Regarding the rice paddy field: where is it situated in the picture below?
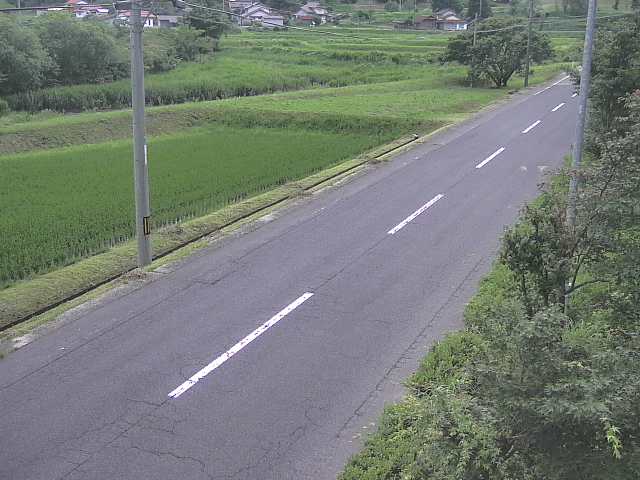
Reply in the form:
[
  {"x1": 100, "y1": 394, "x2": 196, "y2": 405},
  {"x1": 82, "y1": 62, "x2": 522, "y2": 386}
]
[
  {"x1": 0, "y1": 27, "x2": 576, "y2": 288},
  {"x1": 0, "y1": 126, "x2": 384, "y2": 286}
]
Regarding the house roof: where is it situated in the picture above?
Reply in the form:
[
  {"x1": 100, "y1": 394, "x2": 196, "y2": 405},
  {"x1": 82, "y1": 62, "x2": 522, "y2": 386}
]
[
  {"x1": 298, "y1": 2, "x2": 327, "y2": 15},
  {"x1": 65, "y1": 0, "x2": 88, "y2": 5},
  {"x1": 242, "y1": 2, "x2": 269, "y2": 14},
  {"x1": 435, "y1": 8, "x2": 458, "y2": 16}
]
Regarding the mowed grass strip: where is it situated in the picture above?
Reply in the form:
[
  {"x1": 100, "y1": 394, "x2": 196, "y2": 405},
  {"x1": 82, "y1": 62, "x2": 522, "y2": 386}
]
[{"x1": 0, "y1": 126, "x2": 384, "y2": 287}]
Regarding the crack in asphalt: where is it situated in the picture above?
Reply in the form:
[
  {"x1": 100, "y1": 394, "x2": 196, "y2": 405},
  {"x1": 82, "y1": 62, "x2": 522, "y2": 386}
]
[
  {"x1": 126, "y1": 444, "x2": 214, "y2": 480},
  {"x1": 335, "y1": 254, "x2": 487, "y2": 438}
]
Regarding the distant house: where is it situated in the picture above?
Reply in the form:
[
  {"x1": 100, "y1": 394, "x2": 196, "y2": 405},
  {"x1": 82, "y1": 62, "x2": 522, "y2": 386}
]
[
  {"x1": 438, "y1": 17, "x2": 467, "y2": 30},
  {"x1": 237, "y1": 3, "x2": 285, "y2": 28},
  {"x1": 434, "y1": 9, "x2": 467, "y2": 29},
  {"x1": 294, "y1": 2, "x2": 329, "y2": 25},
  {"x1": 116, "y1": 10, "x2": 159, "y2": 27},
  {"x1": 158, "y1": 14, "x2": 180, "y2": 27},
  {"x1": 261, "y1": 14, "x2": 284, "y2": 28},
  {"x1": 395, "y1": 10, "x2": 467, "y2": 30},
  {"x1": 414, "y1": 15, "x2": 437, "y2": 29},
  {"x1": 228, "y1": 0, "x2": 254, "y2": 13},
  {"x1": 74, "y1": 5, "x2": 110, "y2": 18},
  {"x1": 434, "y1": 8, "x2": 458, "y2": 19}
]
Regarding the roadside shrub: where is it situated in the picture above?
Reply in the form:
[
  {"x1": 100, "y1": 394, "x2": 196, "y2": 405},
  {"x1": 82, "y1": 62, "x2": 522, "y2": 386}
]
[{"x1": 407, "y1": 330, "x2": 484, "y2": 396}]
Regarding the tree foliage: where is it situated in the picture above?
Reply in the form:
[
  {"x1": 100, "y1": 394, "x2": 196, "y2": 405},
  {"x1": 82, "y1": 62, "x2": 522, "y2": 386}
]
[
  {"x1": 467, "y1": 0, "x2": 492, "y2": 18},
  {"x1": 443, "y1": 18, "x2": 553, "y2": 87},
  {"x1": 0, "y1": 14, "x2": 216, "y2": 97},
  {"x1": 431, "y1": 0, "x2": 465, "y2": 15},
  {"x1": 35, "y1": 15, "x2": 129, "y2": 85},
  {"x1": 183, "y1": 0, "x2": 230, "y2": 39},
  {"x1": 0, "y1": 16, "x2": 55, "y2": 95},
  {"x1": 589, "y1": 16, "x2": 640, "y2": 135}
]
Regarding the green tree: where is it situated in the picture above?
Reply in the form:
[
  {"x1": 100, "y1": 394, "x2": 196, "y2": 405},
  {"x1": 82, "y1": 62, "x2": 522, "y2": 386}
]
[
  {"x1": 0, "y1": 16, "x2": 54, "y2": 96},
  {"x1": 183, "y1": 0, "x2": 230, "y2": 39},
  {"x1": 443, "y1": 18, "x2": 553, "y2": 87},
  {"x1": 431, "y1": 0, "x2": 465, "y2": 14},
  {"x1": 34, "y1": 15, "x2": 128, "y2": 86},
  {"x1": 143, "y1": 26, "x2": 213, "y2": 72},
  {"x1": 170, "y1": 27, "x2": 213, "y2": 61},
  {"x1": 588, "y1": 16, "x2": 640, "y2": 135},
  {"x1": 467, "y1": 0, "x2": 492, "y2": 18}
]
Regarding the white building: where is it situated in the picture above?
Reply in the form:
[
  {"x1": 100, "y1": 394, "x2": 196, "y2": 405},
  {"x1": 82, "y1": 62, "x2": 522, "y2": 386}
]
[
  {"x1": 117, "y1": 10, "x2": 159, "y2": 28},
  {"x1": 237, "y1": 3, "x2": 285, "y2": 28}
]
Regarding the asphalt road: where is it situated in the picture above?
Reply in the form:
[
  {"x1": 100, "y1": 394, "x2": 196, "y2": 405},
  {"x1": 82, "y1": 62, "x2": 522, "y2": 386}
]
[{"x1": 1, "y1": 78, "x2": 577, "y2": 480}]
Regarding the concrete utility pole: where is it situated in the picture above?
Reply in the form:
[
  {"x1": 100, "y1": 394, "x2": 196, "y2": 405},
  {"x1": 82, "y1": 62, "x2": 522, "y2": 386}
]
[
  {"x1": 130, "y1": 0, "x2": 153, "y2": 266},
  {"x1": 566, "y1": 0, "x2": 597, "y2": 228},
  {"x1": 523, "y1": 0, "x2": 534, "y2": 87}
]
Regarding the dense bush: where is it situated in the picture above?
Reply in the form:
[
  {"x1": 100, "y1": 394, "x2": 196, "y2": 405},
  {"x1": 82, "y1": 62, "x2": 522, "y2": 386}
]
[
  {"x1": 144, "y1": 27, "x2": 215, "y2": 73},
  {"x1": 0, "y1": 14, "x2": 217, "y2": 98},
  {"x1": 0, "y1": 16, "x2": 55, "y2": 95},
  {"x1": 35, "y1": 15, "x2": 129, "y2": 85}
]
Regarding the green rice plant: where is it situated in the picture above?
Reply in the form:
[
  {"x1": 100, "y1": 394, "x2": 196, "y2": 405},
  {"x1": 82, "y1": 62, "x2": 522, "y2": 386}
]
[{"x1": 0, "y1": 126, "x2": 386, "y2": 286}]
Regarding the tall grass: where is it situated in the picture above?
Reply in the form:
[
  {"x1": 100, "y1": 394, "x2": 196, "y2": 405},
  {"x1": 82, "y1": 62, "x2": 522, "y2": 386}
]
[
  {"x1": 5, "y1": 31, "x2": 450, "y2": 113},
  {"x1": 0, "y1": 126, "x2": 385, "y2": 286},
  {"x1": 5, "y1": 53, "x2": 434, "y2": 112}
]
